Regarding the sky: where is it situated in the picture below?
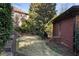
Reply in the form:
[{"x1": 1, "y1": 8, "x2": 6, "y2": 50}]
[
  {"x1": 12, "y1": 3, "x2": 30, "y2": 13},
  {"x1": 12, "y1": 3, "x2": 63, "y2": 14},
  {"x1": 56, "y1": 3, "x2": 79, "y2": 15},
  {"x1": 12, "y1": 3, "x2": 79, "y2": 15}
]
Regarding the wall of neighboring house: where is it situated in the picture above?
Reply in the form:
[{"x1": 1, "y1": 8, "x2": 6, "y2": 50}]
[{"x1": 12, "y1": 7, "x2": 29, "y2": 28}]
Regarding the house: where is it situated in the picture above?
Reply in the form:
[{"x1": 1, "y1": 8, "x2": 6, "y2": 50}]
[
  {"x1": 52, "y1": 5, "x2": 79, "y2": 52},
  {"x1": 12, "y1": 7, "x2": 29, "y2": 28}
]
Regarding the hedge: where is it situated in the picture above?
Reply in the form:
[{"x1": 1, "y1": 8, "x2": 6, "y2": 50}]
[{"x1": 0, "y1": 3, "x2": 13, "y2": 52}]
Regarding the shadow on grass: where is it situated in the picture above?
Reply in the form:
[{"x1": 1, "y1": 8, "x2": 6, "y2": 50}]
[{"x1": 46, "y1": 41, "x2": 75, "y2": 56}]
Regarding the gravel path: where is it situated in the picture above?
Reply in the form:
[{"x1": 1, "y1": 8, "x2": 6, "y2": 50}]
[{"x1": 16, "y1": 35, "x2": 62, "y2": 56}]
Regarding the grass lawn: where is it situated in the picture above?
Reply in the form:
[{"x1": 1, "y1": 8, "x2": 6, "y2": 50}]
[{"x1": 16, "y1": 35, "x2": 61, "y2": 56}]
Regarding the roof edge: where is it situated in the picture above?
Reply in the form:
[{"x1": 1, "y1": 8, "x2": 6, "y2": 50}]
[{"x1": 52, "y1": 5, "x2": 79, "y2": 23}]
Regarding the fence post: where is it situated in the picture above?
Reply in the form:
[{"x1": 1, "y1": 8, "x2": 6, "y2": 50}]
[{"x1": 11, "y1": 32, "x2": 16, "y2": 56}]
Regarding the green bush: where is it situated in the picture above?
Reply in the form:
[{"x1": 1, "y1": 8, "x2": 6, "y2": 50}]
[{"x1": 0, "y1": 4, "x2": 13, "y2": 52}]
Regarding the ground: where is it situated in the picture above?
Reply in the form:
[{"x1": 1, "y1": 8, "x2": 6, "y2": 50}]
[
  {"x1": 16, "y1": 35, "x2": 62, "y2": 56},
  {"x1": 0, "y1": 35, "x2": 75, "y2": 56},
  {"x1": 15, "y1": 35, "x2": 75, "y2": 56}
]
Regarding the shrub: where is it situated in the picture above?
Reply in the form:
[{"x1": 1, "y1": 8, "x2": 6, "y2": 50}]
[{"x1": 0, "y1": 3, "x2": 13, "y2": 52}]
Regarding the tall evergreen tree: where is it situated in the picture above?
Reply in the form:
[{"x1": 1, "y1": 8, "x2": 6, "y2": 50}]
[
  {"x1": 21, "y1": 3, "x2": 56, "y2": 38},
  {"x1": 29, "y1": 3, "x2": 56, "y2": 37},
  {"x1": 28, "y1": 3, "x2": 56, "y2": 37},
  {"x1": 29, "y1": 3, "x2": 56, "y2": 23}
]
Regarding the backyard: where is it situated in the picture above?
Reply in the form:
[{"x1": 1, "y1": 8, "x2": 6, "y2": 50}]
[{"x1": 0, "y1": 3, "x2": 78, "y2": 56}]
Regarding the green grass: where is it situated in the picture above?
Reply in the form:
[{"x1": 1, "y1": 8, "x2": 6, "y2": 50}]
[{"x1": 16, "y1": 35, "x2": 61, "y2": 56}]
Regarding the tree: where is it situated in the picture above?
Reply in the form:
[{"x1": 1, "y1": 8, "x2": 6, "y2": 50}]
[
  {"x1": 0, "y1": 3, "x2": 13, "y2": 52},
  {"x1": 21, "y1": 3, "x2": 56, "y2": 38},
  {"x1": 29, "y1": 3, "x2": 56, "y2": 23}
]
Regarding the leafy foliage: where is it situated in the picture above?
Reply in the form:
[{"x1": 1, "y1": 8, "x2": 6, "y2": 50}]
[
  {"x1": 21, "y1": 3, "x2": 56, "y2": 38},
  {"x1": 0, "y1": 3, "x2": 13, "y2": 52}
]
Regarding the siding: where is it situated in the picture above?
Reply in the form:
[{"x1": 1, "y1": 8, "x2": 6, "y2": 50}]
[
  {"x1": 60, "y1": 18, "x2": 74, "y2": 49},
  {"x1": 53, "y1": 17, "x2": 74, "y2": 49}
]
